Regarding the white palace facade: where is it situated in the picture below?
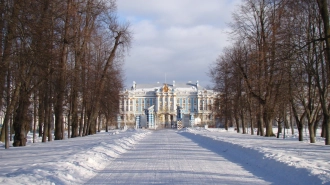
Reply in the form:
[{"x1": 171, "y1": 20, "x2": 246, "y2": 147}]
[{"x1": 118, "y1": 80, "x2": 218, "y2": 129}]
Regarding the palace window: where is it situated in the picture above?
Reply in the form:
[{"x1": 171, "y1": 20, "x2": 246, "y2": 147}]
[
  {"x1": 147, "y1": 99, "x2": 150, "y2": 108},
  {"x1": 183, "y1": 99, "x2": 186, "y2": 110},
  {"x1": 159, "y1": 102, "x2": 163, "y2": 111},
  {"x1": 130, "y1": 100, "x2": 133, "y2": 111},
  {"x1": 205, "y1": 99, "x2": 207, "y2": 111},
  {"x1": 188, "y1": 98, "x2": 191, "y2": 111}
]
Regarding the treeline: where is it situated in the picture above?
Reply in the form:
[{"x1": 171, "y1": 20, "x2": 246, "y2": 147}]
[
  {"x1": 210, "y1": 0, "x2": 330, "y2": 145},
  {"x1": 0, "y1": 0, "x2": 131, "y2": 149}
]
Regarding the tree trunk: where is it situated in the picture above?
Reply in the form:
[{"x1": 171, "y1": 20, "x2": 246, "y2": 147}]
[
  {"x1": 308, "y1": 123, "x2": 316, "y2": 143},
  {"x1": 314, "y1": 121, "x2": 318, "y2": 137},
  {"x1": 317, "y1": 0, "x2": 330, "y2": 145},
  {"x1": 3, "y1": 75, "x2": 19, "y2": 148},
  {"x1": 1, "y1": 0, "x2": 18, "y2": 144},
  {"x1": 0, "y1": 0, "x2": 5, "y2": 113},
  {"x1": 54, "y1": 102, "x2": 64, "y2": 140},
  {"x1": 33, "y1": 94, "x2": 37, "y2": 143},
  {"x1": 79, "y1": 105, "x2": 84, "y2": 136},
  {"x1": 290, "y1": 111, "x2": 294, "y2": 135},
  {"x1": 47, "y1": 101, "x2": 52, "y2": 142},
  {"x1": 250, "y1": 118, "x2": 254, "y2": 135},
  {"x1": 1, "y1": 69, "x2": 12, "y2": 145},
  {"x1": 71, "y1": 90, "x2": 79, "y2": 137},
  {"x1": 38, "y1": 90, "x2": 45, "y2": 137},
  {"x1": 264, "y1": 109, "x2": 274, "y2": 137},
  {"x1": 70, "y1": 41, "x2": 80, "y2": 137},
  {"x1": 277, "y1": 120, "x2": 282, "y2": 138},
  {"x1": 224, "y1": 116, "x2": 228, "y2": 130},
  {"x1": 249, "y1": 108, "x2": 254, "y2": 135},
  {"x1": 42, "y1": 87, "x2": 49, "y2": 143},
  {"x1": 70, "y1": 37, "x2": 80, "y2": 138},
  {"x1": 67, "y1": 111, "x2": 71, "y2": 139},
  {"x1": 4, "y1": 114, "x2": 8, "y2": 148},
  {"x1": 241, "y1": 114, "x2": 246, "y2": 134},
  {"x1": 105, "y1": 116, "x2": 109, "y2": 132},
  {"x1": 324, "y1": 113, "x2": 330, "y2": 144},
  {"x1": 98, "y1": 115, "x2": 101, "y2": 132},
  {"x1": 10, "y1": 115, "x2": 13, "y2": 142},
  {"x1": 54, "y1": 0, "x2": 70, "y2": 141},
  {"x1": 322, "y1": 123, "x2": 325, "y2": 137},
  {"x1": 83, "y1": 108, "x2": 88, "y2": 136},
  {"x1": 13, "y1": 89, "x2": 32, "y2": 147},
  {"x1": 42, "y1": 114, "x2": 48, "y2": 143},
  {"x1": 257, "y1": 106, "x2": 264, "y2": 136},
  {"x1": 234, "y1": 114, "x2": 240, "y2": 133},
  {"x1": 298, "y1": 121, "x2": 303, "y2": 141}
]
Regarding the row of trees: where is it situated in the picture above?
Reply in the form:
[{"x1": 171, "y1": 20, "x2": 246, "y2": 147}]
[
  {"x1": 210, "y1": 0, "x2": 330, "y2": 145},
  {"x1": 0, "y1": 0, "x2": 131, "y2": 149}
]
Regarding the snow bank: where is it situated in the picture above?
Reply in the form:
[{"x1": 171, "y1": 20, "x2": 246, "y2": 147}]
[
  {"x1": 0, "y1": 129, "x2": 151, "y2": 185},
  {"x1": 183, "y1": 127, "x2": 330, "y2": 184}
]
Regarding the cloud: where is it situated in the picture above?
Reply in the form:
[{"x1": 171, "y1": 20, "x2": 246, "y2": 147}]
[
  {"x1": 117, "y1": 0, "x2": 242, "y2": 88},
  {"x1": 118, "y1": 0, "x2": 240, "y2": 27}
]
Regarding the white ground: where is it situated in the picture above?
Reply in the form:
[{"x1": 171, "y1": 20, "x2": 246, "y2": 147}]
[{"x1": 0, "y1": 127, "x2": 329, "y2": 185}]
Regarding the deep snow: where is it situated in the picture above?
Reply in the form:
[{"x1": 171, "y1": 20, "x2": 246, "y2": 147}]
[{"x1": 0, "y1": 127, "x2": 329, "y2": 184}]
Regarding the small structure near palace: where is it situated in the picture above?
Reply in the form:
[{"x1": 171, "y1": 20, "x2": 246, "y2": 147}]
[{"x1": 118, "y1": 80, "x2": 218, "y2": 129}]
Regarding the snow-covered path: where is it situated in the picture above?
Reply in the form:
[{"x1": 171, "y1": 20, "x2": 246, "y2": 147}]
[
  {"x1": 0, "y1": 128, "x2": 327, "y2": 184},
  {"x1": 86, "y1": 129, "x2": 319, "y2": 185}
]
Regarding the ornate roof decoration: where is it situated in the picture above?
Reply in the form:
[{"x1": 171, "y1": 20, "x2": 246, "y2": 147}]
[{"x1": 163, "y1": 84, "x2": 169, "y2": 92}]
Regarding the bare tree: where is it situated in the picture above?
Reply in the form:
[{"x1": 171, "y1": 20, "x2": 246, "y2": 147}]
[
  {"x1": 316, "y1": 0, "x2": 330, "y2": 145},
  {"x1": 1, "y1": 0, "x2": 130, "y2": 148}
]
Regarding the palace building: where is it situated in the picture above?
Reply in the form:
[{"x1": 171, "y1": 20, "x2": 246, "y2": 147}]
[{"x1": 118, "y1": 81, "x2": 218, "y2": 129}]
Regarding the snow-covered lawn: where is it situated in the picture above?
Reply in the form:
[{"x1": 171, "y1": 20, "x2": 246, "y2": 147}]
[{"x1": 0, "y1": 127, "x2": 329, "y2": 184}]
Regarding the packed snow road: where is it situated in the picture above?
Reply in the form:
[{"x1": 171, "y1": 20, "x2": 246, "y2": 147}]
[{"x1": 86, "y1": 129, "x2": 320, "y2": 185}]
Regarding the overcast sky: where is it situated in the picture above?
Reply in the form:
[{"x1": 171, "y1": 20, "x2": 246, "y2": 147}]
[{"x1": 116, "y1": 0, "x2": 242, "y2": 89}]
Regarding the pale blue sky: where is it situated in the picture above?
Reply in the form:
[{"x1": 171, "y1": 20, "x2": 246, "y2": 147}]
[{"x1": 116, "y1": 0, "x2": 242, "y2": 89}]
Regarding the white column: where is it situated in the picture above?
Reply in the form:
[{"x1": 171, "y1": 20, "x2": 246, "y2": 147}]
[
  {"x1": 163, "y1": 94, "x2": 165, "y2": 111},
  {"x1": 167, "y1": 95, "x2": 170, "y2": 112},
  {"x1": 201, "y1": 98, "x2": 204, "y2": 111},
  {"x1": 206, "y1": 98, "x2": 208, "y2": 111},
  {"x1": 123, "y1": 97, "x2": 127, "y2": 112},
  {"x1": 173, "y1": 95, "x2": 176, "y2": 111},
  {"x1": 128, "y1": 98, "x2": 130, "y2": 112},
  {"x1": 197, "y1": 96, "x2": 199, "y2": 112},
  {"x1": 156, "y1": 95, "x2": 159, "y2": 112},
  {"x1": 119, "y1": 98, "x2": 121, "y2": 112},
  {"x1": 124, "y1": 97, "x2": 127, "y2": 126}
]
